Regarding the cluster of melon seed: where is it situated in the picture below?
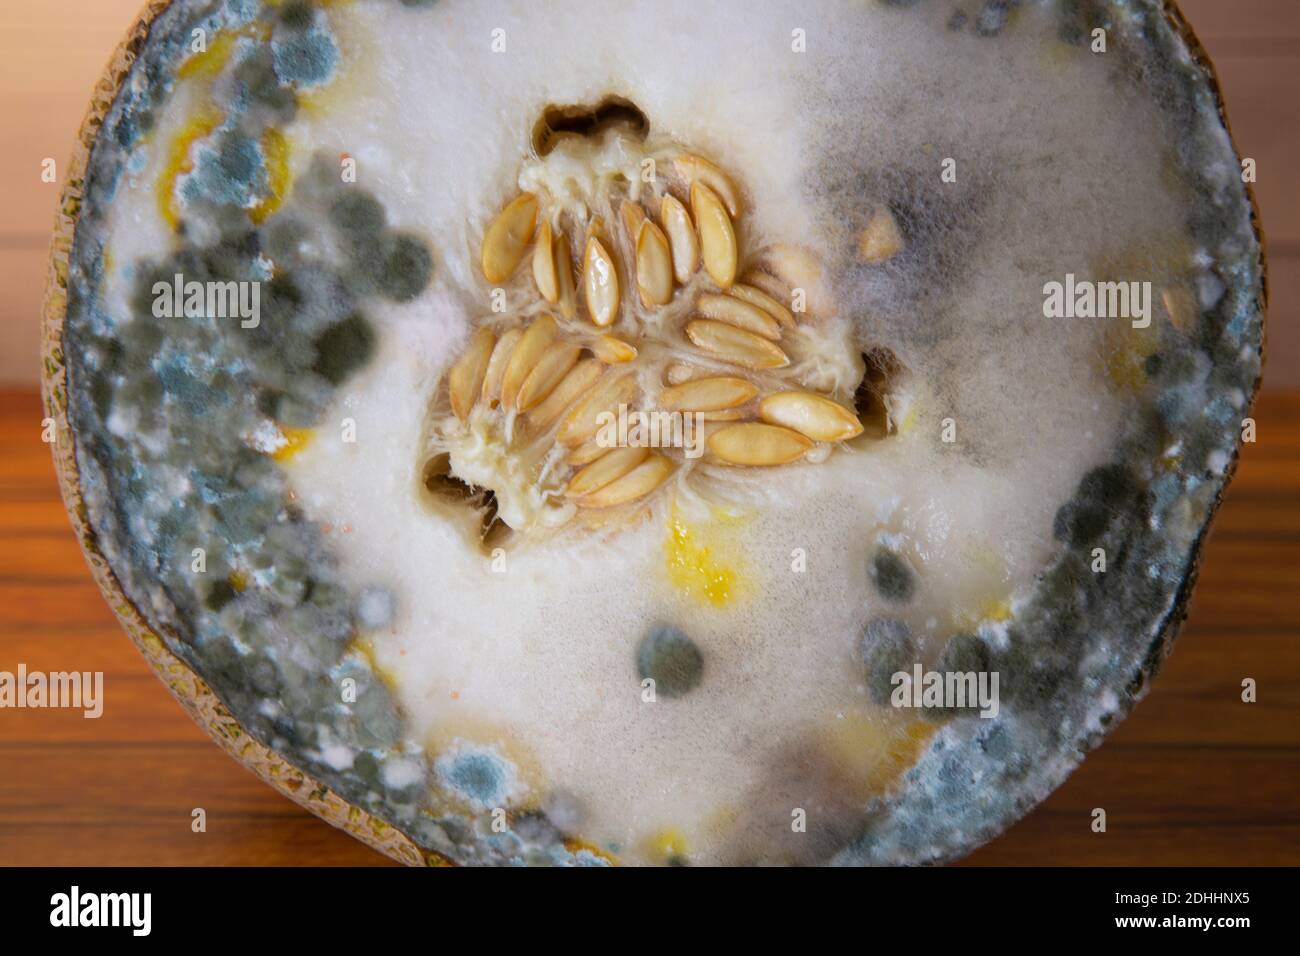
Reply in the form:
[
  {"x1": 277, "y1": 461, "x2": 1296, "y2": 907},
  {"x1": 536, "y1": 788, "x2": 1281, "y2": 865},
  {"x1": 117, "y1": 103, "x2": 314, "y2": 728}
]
[{"x1": 444, "y1": 150, "x2": 866, "y2": 514}]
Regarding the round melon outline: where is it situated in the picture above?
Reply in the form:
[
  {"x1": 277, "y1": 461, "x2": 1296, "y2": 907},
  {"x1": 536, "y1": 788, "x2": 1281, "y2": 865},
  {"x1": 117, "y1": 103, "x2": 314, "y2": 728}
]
[{"x1": 39, "y1": 0, "x2": 1266, "y2": 866}]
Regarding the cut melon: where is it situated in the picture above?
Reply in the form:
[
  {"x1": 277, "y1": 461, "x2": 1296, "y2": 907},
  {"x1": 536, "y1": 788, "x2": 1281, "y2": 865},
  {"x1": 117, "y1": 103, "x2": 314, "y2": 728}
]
[{"x1": 44, "y1": 0, "x2": 1263, "y2": 866}]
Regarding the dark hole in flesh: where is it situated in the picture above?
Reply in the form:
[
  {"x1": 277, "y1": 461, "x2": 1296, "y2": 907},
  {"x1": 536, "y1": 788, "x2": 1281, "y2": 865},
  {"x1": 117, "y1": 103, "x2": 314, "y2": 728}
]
[
  {"x1": 532, "y1": 96, "x2": 649, "y2": 158},
  {"x1": 854, "y1": 347, "x2": 905, "y2": 439},
  {"x1": 421, "y1": 453, "x2": 509, "y2": 552}
]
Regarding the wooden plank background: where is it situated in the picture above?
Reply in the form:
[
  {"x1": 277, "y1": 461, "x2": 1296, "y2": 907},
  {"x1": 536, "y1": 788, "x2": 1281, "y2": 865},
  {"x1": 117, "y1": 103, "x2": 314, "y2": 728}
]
[{"x1": 0, "y1": 1, "x2": 1297, "y2": 866}]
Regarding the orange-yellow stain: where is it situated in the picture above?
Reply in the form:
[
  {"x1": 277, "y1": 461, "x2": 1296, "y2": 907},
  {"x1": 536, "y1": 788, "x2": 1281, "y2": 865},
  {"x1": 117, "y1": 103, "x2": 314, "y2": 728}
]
[
  {"x1": 271, "y1": 425, "x2": 313, "y2": 461},
  {"x1": 251, "y1": 127, "x2": 291, "y2": 224},
  {"x1": 349, "y1": 636, "x2": 399, "y2": 690},
  {"x1": 644, "y1": 827, "x2": 690, "y2": 862},
  {"x1": 563, "y1": 837, "x2": 618, "y2": 865},
  {"x1": 822, "y1": 712, "x2": 935, "y2": 796},
  {"x1": 1090, "y1": 239, "x2": 1192, "y2": 392},
  {"x1": 228, "y1": 569, "x2": 249, "y2": 593},
  {"x1": 157, "y1": 109, "x2": 223, "y2": 230},
  {"x1": 163, "y1": 21, "x2": 290, "y2": 230},
  {"x1": 665, "y1": 506, "x2": 742, "y2": 607},
  {"x1": 953, "y1": 595, "x2": 1013, "y2": 632},
  {"x1": 1103, "y1": 324, "x2": 1159, "y2": 392},
  {"x1": 177, "y1": 31, "x2": 237, "y2": 81},
  {"x1": 897, "y1": 401, "x2": 919, "y2": 435}
]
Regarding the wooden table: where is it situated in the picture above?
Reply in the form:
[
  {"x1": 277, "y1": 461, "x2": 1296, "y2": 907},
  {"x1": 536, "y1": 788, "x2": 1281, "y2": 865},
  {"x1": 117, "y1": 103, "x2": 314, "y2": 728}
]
[{"x1": 0, "y1": 387, "x2": 1295, "y2": 866}]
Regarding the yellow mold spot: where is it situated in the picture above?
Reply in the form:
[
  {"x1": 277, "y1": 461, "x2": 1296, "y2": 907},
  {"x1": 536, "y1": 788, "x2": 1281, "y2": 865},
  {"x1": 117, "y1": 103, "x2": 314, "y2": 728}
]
[
  {"x1": 821, "y1": 711, "x2": 934, "y2": 796},
  {"x1": 348, "y1": 636, "x2": 399, "y2": 690},
  {"x1": 665, "y1": 505, "x2": 743, "y2": 607},
  {"x1": 272, "y1": 425, "x2": 313, "y2": 461},
  {"x1": 1103, "y1": 323, "x2": 1159, "y2": 392},
  {"x1": 177, "y1": 31, "x2": 237, "y2": 81},
  {"x1": 953, "y1": 594, "x2": 1013, "y2": 632},
  {"x1": 897, "y1": 401, "x2": 919, "y2": 435},
  {"x1": 980, "y1": 597, "x2": 1013, "y2": 623},
  {"x1": 251, "y1": 127, "x2": 291, "y2": 224},
  {"x1": 157, "y1": 109, "x2": 223, "y2": 230},
  {"x1": 644, "y1": 827, "x2": 690, "y2": 863}
]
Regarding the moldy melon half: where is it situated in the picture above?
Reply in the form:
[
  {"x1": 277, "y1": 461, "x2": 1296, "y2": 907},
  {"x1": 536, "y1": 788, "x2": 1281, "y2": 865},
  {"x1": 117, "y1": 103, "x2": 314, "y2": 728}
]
[{"x1": 43, "y1": 0, "x2": 1264, "y2": 866}]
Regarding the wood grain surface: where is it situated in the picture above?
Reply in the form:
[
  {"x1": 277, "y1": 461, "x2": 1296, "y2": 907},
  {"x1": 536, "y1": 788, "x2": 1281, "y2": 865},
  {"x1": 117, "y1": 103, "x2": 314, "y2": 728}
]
[{"x1": 0, "y1": 386, "x2": 1295, "y2": 866}]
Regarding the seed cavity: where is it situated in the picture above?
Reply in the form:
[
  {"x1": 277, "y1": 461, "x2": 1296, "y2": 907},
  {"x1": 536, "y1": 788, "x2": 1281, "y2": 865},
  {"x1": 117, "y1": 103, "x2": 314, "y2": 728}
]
[{"x1": 428, "y1": 125, "x2": 901, "y2": 550}]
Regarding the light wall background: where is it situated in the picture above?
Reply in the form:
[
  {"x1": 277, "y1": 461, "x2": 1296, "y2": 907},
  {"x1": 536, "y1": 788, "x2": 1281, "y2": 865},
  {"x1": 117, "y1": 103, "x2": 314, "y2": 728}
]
[{"x1": 0, "y1": 0, "x2": 1294, "y2": 386}]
